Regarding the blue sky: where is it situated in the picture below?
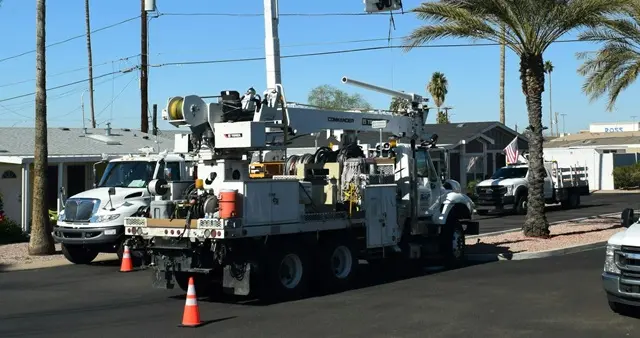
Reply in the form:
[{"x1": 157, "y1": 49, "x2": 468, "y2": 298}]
[{"x1": 0, "y1": 0, "x2": 638, "y2": 134}]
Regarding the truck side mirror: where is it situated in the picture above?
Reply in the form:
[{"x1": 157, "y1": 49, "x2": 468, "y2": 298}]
[
  {"x1": 621, "y1": 208, "x2": 635, "y2": 228},
  {"x1": 108, "y1": 187, "x2": 116, "y2": 196}
]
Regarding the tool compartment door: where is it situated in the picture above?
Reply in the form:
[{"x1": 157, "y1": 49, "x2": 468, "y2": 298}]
[{"x1": 364, "y1": 184, "x2": 398, "y2": 249}]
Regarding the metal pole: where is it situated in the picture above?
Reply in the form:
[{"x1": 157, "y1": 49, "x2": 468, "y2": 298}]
[
  {"x1": 264, "y1": 0, "x2": 281, "y2": 90},
  {"x1": 140, "y1": 0, "x2": 149, "y2": 133},
  {"x1": 561, "y1": 113, "x2": 567, "y2": 135},
  {"x1": 81, "y1": 90, "x2": 87, "y2": 131}
]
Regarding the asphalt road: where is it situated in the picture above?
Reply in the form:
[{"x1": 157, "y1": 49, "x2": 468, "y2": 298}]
[
  {"x1": 1, "y1": 248, "x2": 639, "y2": 338},
  {"x1": 477, "y1": 193, "x2": 634, "y2": 234}
]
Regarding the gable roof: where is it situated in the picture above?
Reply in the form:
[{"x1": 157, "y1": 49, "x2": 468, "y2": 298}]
[{"x1": 0, "y1": 127, "x2": 178, "y2": 161}]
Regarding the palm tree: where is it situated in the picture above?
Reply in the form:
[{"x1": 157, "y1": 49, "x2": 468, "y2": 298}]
[
  {"x1": 403, "y1": 0, "x2": 631, "y2": 238},
  {"x1": 427, "y1": 72, "x2": 449, "y2": 123},
  {"x1": 389, "y1": 96, "x2": 410, "y2": 114},
  {"x1": 577, "y1": 3, "x2": 640, "y2": 112},
  {"x1": 499, "y1": 24, "x2": 506, "y2": 125},
  {"x1": 29, "y1": 0, "x2": 55, "y2": 255},
  {"x1": 544, "y1": 61, "x2": 554, "y2": 136},
  {"x1": 85, "y1": 0, "x2": 96, "y2": 128}
]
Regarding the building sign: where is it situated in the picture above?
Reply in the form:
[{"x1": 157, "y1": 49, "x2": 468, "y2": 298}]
[{"x1": 604, "y1": 127, "x2": 624, "y2": 132}]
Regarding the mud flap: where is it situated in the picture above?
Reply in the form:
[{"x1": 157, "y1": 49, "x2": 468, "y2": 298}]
[
  {"x1": 152, "y1": 268, "x2": 176, "y2": 290},
  {"x1": 222, "y1": 263, "x2": 251, "y2": 296}
]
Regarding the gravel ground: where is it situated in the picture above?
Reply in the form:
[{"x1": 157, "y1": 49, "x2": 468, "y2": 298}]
[
  {"x1": 466, "y1": 214, "x2": 623, "y2": 255},
  {"x1": 0, "y1": 243, "x2": 114, "y2": 266}
]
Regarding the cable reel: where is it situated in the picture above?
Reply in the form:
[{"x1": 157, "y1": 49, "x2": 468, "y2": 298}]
[{"x1": 167, "y1": 96, "x2": 185, "y2": 121}]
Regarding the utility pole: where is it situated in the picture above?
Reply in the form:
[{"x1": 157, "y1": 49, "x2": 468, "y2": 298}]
[
  {"x1": 85, "y1": 0, "x2": 96, "y2": 128},
  {"x1": 560, "y1": 113, "x2": 567, "y2": 135},
  {"x1": 140, "y1": 0, "x2": 149, "y2": 133},
  {"x1": 554, "y1": 112, "x2": 559, "y2": 137}
]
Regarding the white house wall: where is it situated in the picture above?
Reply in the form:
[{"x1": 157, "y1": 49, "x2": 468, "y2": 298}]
[{"x1": 0, "y1": 164, "x2": 22, "y2": 225}]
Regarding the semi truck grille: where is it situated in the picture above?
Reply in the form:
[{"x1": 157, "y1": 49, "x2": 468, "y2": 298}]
[{"x1": 64, "y1": 199, "x2": 99, "y2": 222}]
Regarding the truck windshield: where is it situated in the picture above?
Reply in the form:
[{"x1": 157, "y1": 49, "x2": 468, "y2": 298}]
[
  {"x1": 491, "y1": 167, "x2": 528, "y2": 179},
  {"x1": 98, "y1": 161, "x2": 157, "y2": 188}
]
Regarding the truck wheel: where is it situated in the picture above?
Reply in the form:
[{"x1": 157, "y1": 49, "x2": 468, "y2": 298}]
[
  {"x1": 61, "y1": 244, "x2": 99, "y2": 264},
  {"x1": 440, "y1": 220, "x2": 466, "y2": 269},
  {"x1": 515, "y1": 195, "x2": 527, "y2": 215},
  {"x1": 262, "y1": 243, "x2": 310, "y2": 302},
  {"x1": 317, "y1": 236, "x2": 357, "y2": 292}
]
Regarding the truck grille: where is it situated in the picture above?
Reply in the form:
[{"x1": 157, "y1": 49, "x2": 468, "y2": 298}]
[
  {"x1": 476, "y1": 186, "x2": 506, "y2": 198},
  {"x1": 617, "y1": 246, "x2": 640, "y2": 294},
  {"x1": 64, "y1": 199, "x2": 99, "y2": 222}
]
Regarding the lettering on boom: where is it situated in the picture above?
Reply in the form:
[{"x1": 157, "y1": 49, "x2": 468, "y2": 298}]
[
  {"x1": 327, "y1": 117, "x2": 355, "y2": 123},
  {"x1": 362, "y1": 118, "x2": 389, "y2": 126}
]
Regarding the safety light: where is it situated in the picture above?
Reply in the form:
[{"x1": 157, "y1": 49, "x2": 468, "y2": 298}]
[
  {"x1": 388, "y1": 138, "x2": 397, "y2": 148},
  {"x1": 195, "y1": 178, "x2": 204, "y2": 189}
]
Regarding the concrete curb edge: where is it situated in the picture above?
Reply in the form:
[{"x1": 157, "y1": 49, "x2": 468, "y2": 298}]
[
  {"x1": 465, "y1": 241, "x2": 607, "y2": 263},
  {"x1": 1, "y1": 254, "x2": 118, "y2": 272}
]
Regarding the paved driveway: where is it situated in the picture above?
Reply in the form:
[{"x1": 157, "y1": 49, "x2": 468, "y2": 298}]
[
  {"x1": 477, "y1": 193, "x2": 632, "y2": 234},
  {"x1": 0, "y1": 248, "x2": 638, "y2": 337}
]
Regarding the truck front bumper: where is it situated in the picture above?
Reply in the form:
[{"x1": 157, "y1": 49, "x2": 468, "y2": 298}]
[
  {"x1": 475, "y1": 195, "x2": 515, "y2": 212},
  {"x1": 52, "y1": 224, "x2": 124, "y2": 245},
  {"x1": 602, "y1": 272, "x2": 640, "y2": 307}
]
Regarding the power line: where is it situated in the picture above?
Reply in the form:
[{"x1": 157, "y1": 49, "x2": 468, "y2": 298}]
[
  {"x1": 158, "y1": 12, "x2": 398, "y2": 17},
  {"x1": 0, "y1": 54, "x2": 140, "y2": 89},
  {"x1": 0, "y1": 15, "x2": 140, "y2": 64},
  {"x1": 151, "y1": 38, "x2": 587, "y2": 68},
  {"x1": 0, "y1": 68, "x2": 136, "y2": 103}
]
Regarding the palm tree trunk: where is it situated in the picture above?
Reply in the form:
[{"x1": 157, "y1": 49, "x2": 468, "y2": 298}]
[
  {"x1": 29, "y1": 0, "x2": 55, "y2": 255},
  {"x1": 499, "y1": 24, "x2": 505, "y2": 124},
  {"x1": 548, "y1": 72, "x2": 553, "y2": 137},
  {"x1": 519, "y1": 54, "x2": 550, "y2": 238},
  {"x1": 85, "y1": 0, "x2": 96, "y2": 128}
]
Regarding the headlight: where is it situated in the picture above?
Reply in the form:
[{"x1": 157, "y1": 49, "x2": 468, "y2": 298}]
[
  {"x1": 505, "y1": 185, "x2": 514, "y2": 195},
  {"x1": 91, "y1": 214, "x2": 121, "y2": 223},
  {"x1": 604, "y1": 244, "x2": 621, "y2": 274},
  {"x1": 57, "y1": 210, "x2": 66, "y2": 221}
]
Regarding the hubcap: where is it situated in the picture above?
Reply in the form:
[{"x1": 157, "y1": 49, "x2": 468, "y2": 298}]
[
  {"x1": 451, "y1": 229, "x2": 464, "y2": 259},
  {"x1": 278, "y1": 253, "x2": 303, "y2": 289},
  {"x1": 331, "y1": 246, "x2": 353, "y2": 279}
]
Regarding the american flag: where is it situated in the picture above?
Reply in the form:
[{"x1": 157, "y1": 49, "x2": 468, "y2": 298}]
[{"x1": 504, "y1": 136, "x2": 519, "y2": 164}]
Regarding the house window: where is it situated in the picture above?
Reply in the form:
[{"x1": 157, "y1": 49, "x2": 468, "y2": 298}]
[
  {"x1": 1, "y1": 170, "x2": 17, "y2": 179},
  {"x1": 464, "y1": 155, "x2": 485, "y2": 184}
]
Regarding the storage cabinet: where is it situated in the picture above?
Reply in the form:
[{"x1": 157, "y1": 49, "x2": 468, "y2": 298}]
[{"x1": 243, "y1": 180, "x2": 300, "y2": 226}]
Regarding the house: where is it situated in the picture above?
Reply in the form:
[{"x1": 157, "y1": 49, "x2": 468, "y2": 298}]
[
  {"x1": 0, "y1": 126, "x2": 179, "y2": 232},
  {"x1": 282, "y1": 121, "x2": 528, "y2": 188}
]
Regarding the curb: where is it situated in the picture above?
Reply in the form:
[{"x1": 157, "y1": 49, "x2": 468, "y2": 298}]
[
  {"x1": 467, "y1": 211, "x2": 623, "y2": 240},
  {"x1": 592, "y1": 190, "x2": 640, "y2": 194},
  {"x1": 1, "y1": 254, "x2": 118, "y2": 272},
  {"x1": 465, "y1": 241, "x2": 607, "y2": 262}
]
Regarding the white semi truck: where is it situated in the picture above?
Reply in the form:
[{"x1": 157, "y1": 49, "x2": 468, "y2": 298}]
[
  {"x1": 123, "y1": 77, "x2": 480, "y2": 301},
  {"x1": 52, "y1": 150, "x2": 196, "y2": 264},
  {"x1": 474, "y1": 160, "x2": 590, "y2": 215}
]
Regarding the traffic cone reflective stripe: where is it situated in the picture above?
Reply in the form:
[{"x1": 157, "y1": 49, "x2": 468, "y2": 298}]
[
  {"x1": 181, "y1": 277, "x2": 202, "y2": 327},
  {"x1": 119, "y1": 245, "x2": 133, "y2": 272}
]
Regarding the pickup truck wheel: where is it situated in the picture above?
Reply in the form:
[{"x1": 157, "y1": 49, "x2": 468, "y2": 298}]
[
  {"x1": 440, "y1": 220, "x2": 466, "y2": 269},
  {"x1": 262, "y1": 244, "x2": 310, "y2": 302},
  {"x1": 317, "y1": 236, "x2": 357, "y2": 292},
  {"x1": 515, "y1": 195, "x2": 527, "y2": 215},
  {"x1": 61, "y1": 244, "x2": 99, "y2": 264}
]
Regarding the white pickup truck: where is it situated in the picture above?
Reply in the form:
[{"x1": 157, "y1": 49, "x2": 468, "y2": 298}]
[
  {"x1": 602, "y1": 208, "x2": 640, "y2": 315},
  {"x1": 474, "y1": 160, "x2": 590, "y2": 215},
  {"x1": 52, "y1": 151, "x2": 195, "y2": 264}
]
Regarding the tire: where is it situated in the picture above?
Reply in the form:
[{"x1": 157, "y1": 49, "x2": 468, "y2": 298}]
[
  {"x1": 515, "y1": 195, "x2": 527, "y2": 215},
  {"x1": 317, "y1": 236, "x2": 357, "y2": 292},
  {"x1": 174, "y1": 272, "x2": 215, "y2": 298},
  {"x1": 262, "y1": 243, "x2": 311, "y2": 302},
  {"x1": 61, "y1": 244, "x2": 99, "y2": 264},
  {"x1": 116, "y1": 239, "x2": 148, "y2": 267},
  {"x1": 440, "y1": 220, "x2": 466, "y2": 269}
]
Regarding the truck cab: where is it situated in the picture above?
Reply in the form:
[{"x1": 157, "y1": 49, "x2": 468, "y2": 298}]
[
  {"x1": 603, "y1": 209, "x2": 640, "y2": 315},
  {"x1": 53, "y1": 152, "x2": 195, "y2": 264}
]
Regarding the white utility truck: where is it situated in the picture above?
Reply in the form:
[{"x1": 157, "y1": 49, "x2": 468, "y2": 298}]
[
  {"x1": 474, "y1": 159, "x2": 590, "y2": 215},
  {"x1": 52, "y1": 150, "x2": 195, "y2": 264},
  {"x1": 123, "y1": 77, "x2": 479, "y2": 301},
  {"x1": 602, "y1": 208, "x2": 640, "y2": 315}
]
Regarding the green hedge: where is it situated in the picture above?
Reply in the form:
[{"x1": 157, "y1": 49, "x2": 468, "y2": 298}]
[
  {"x1": 613, "y1": 163, "x2": 640, "y2": 189},
  {"x1": 0, "y1": 218, "x2": 27, "y2": 245}
]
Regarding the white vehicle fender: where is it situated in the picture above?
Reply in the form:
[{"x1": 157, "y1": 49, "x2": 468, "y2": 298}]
[{"x1": 440, "y1": 192, "x2": 475, "y2": 224}]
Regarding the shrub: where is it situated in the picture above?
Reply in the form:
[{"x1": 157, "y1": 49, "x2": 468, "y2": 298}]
[
  {"x1": 613, "y1": 163, "x2": 640, "y2": 189},
  {"x1": 0, "y1": 217, "x2": 27, "y2": 245}
]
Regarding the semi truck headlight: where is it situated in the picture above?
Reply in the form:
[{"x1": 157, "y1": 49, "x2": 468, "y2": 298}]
[
  {"x1": 604, "y1": 244, "x2": 621, "y2": 274},
  {"x1": 91, "y1": 214, "x2": 120, "y2": 223}
]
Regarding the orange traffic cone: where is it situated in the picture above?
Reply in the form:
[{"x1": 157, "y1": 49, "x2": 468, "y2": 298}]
[
  {"x1": 180, "y1": 277, "x2": 202, "y2": 327},
  {"x1": 119, "y1": 245, "x2": 133, "y2": 272}
]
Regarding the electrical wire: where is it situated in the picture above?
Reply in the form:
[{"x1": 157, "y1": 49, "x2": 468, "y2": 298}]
[
  {"x1": 0, "y1": 16, "x2": 140, "y2": 64},
  {"x1": 158, "y1": 12, "x2": 398, "y2": 17}
]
